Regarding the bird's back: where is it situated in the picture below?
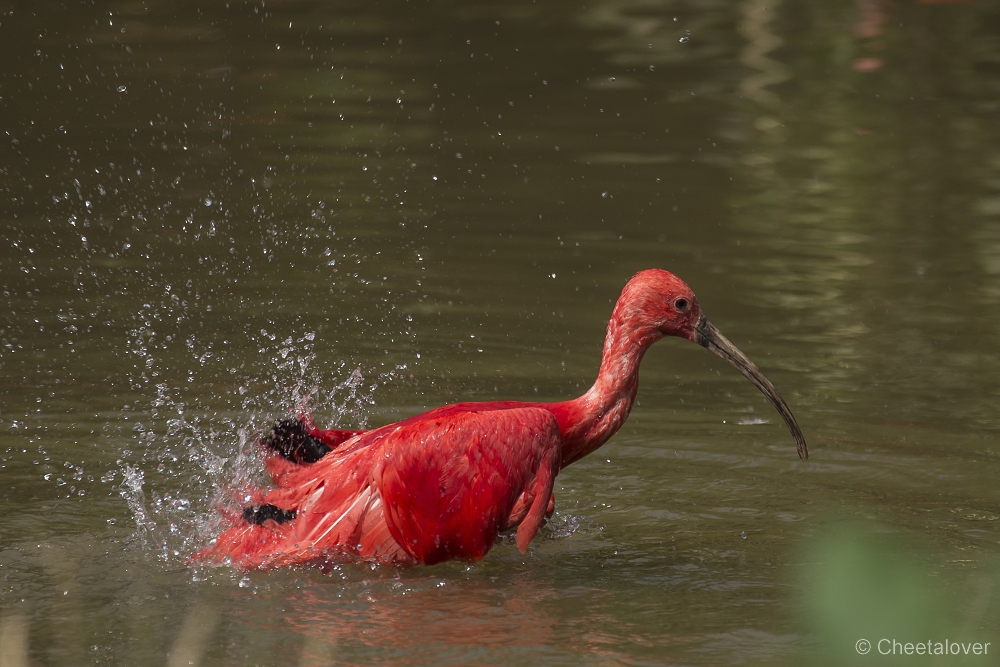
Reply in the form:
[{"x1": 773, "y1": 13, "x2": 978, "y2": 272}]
[{"x1": 194, "y1": 403, "x2": 562, "y2": 568}]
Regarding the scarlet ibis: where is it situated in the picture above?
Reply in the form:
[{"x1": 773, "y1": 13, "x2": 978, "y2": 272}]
[{"x1": 194, "y1": 269, "x2": 807, "y2": 569}]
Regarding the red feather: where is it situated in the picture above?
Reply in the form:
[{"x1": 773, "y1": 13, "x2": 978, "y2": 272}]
[
  {"x1": 195, "y1": 405, "x2": 560, "y2": 568},
  {"x1": 192, "y1": 269, "x2": 807, "y2": 569}
]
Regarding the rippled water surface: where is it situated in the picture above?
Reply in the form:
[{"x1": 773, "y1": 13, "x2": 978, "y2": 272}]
[{"x1": 2, "y1": 1, "x2": 1000, "y2": 665}]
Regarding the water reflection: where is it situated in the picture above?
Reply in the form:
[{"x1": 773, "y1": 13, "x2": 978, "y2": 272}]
[
  {"x1": 284, "y1": 572, "x2": 561, "y2": 653},
  {"x1": 0, "y1": 615, "x2": 30, "y2": 667},
  {"x1": 728, "y1": 0, "x2": 1000, "y2": 433},
  {"x1": 739, "y1": 0, "x2": 791, "y2": 110},
  {"x1": 166, "y1": 603, "x2": 218, "y2": 667}
]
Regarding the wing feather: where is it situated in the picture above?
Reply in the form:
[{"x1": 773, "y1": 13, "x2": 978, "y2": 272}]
[
  {"x1": 194, "y1": 406, "x2": 561, "y2": 569},
  {"x1": 377, "y1": 407, "x2": 561, "y2": 564}
]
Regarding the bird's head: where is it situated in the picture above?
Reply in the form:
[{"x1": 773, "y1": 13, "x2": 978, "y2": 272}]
[
  {"x1": 615, "y1": 269, "x2": 706, "y2": 342},
  {"x1": 618, "y1": 269, "x2": 808, "y2": 460}
]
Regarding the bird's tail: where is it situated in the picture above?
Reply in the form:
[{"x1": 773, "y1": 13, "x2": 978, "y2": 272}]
[{"x1": 190, "y1": 432, "x2": 411, "y2": 569}]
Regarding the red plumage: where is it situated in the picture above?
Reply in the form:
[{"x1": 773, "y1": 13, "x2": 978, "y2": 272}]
[
  {"x1": 193, "y1": 269, "x2": 807, "y2": 569},
  {"x1": 196, "y1": 405, "x2": 560, "y2": 568}
]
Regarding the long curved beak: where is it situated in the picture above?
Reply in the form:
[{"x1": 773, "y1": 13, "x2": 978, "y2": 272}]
[{"x1": 694, "y1": 316, "x2": 808, "y2": 460}]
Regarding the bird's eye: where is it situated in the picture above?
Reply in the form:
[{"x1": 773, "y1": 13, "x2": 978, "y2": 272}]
[{"x1": 674, "y1": 298, "x2": 689, "y2": 311}]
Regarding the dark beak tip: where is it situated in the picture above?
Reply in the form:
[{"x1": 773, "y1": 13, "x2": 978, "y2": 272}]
[{"x1": 792, "y1": 430, "x2": 809, "y2": 460}]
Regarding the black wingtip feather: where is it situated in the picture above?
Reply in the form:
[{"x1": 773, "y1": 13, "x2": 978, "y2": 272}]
[
  {"x1": 262, "y1": 418, "x2": 331, "y2": 464},
  {"x1": 243, "y1": 504, "x2": 297, "y2": 525}
]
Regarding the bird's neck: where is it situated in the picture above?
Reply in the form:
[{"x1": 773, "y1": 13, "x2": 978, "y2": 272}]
[{"x1": 550, "y1": 315, "x2": 660, "y2": 467}]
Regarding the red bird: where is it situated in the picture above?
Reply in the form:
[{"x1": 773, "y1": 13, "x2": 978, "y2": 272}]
[{"x1": 194, "y1": 269, "x2": 807, "y2": 569}]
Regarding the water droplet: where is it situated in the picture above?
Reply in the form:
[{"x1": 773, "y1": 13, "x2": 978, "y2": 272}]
[
  {"x1": 117, "y1": 85, "x2": 127, "y2": 93},
  {"x1": 203, "y1": 198, "x2": 213, "y2": 206},
  {"x1": 679, "y1": 36, "x2": 689, "y2": 44}
]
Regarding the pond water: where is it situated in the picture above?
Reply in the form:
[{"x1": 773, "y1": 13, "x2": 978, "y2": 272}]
[{"x1": 1, "y1": 0, "x2": 999, "y2": 665}]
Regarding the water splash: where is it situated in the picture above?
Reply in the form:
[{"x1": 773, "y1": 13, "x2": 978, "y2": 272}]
[
  {"x1": 737, "y1": 417, "x2": 771, "y2": 425},
  {"x1": 544, "y1": 512, "x2": 589, "y2": 540},
  {"x1": 495, "y1": 512, "x2": 597, "y2": 547},
  {"x1": 119, "y1": 464, "x2": 154, "y2": 548},
  {"x1": 119, "y1": 324, "x2": 406, "y2": 565}
]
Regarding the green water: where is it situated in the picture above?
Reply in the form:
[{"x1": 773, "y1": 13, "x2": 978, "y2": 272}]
[{"x1": 1, "y1": 0, "x2": 999, "y2": 664}]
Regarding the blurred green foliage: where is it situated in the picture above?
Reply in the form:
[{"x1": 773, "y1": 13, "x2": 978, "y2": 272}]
[{"x1": 801, "y1": 520, "x2": 998, "y2": 666}]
